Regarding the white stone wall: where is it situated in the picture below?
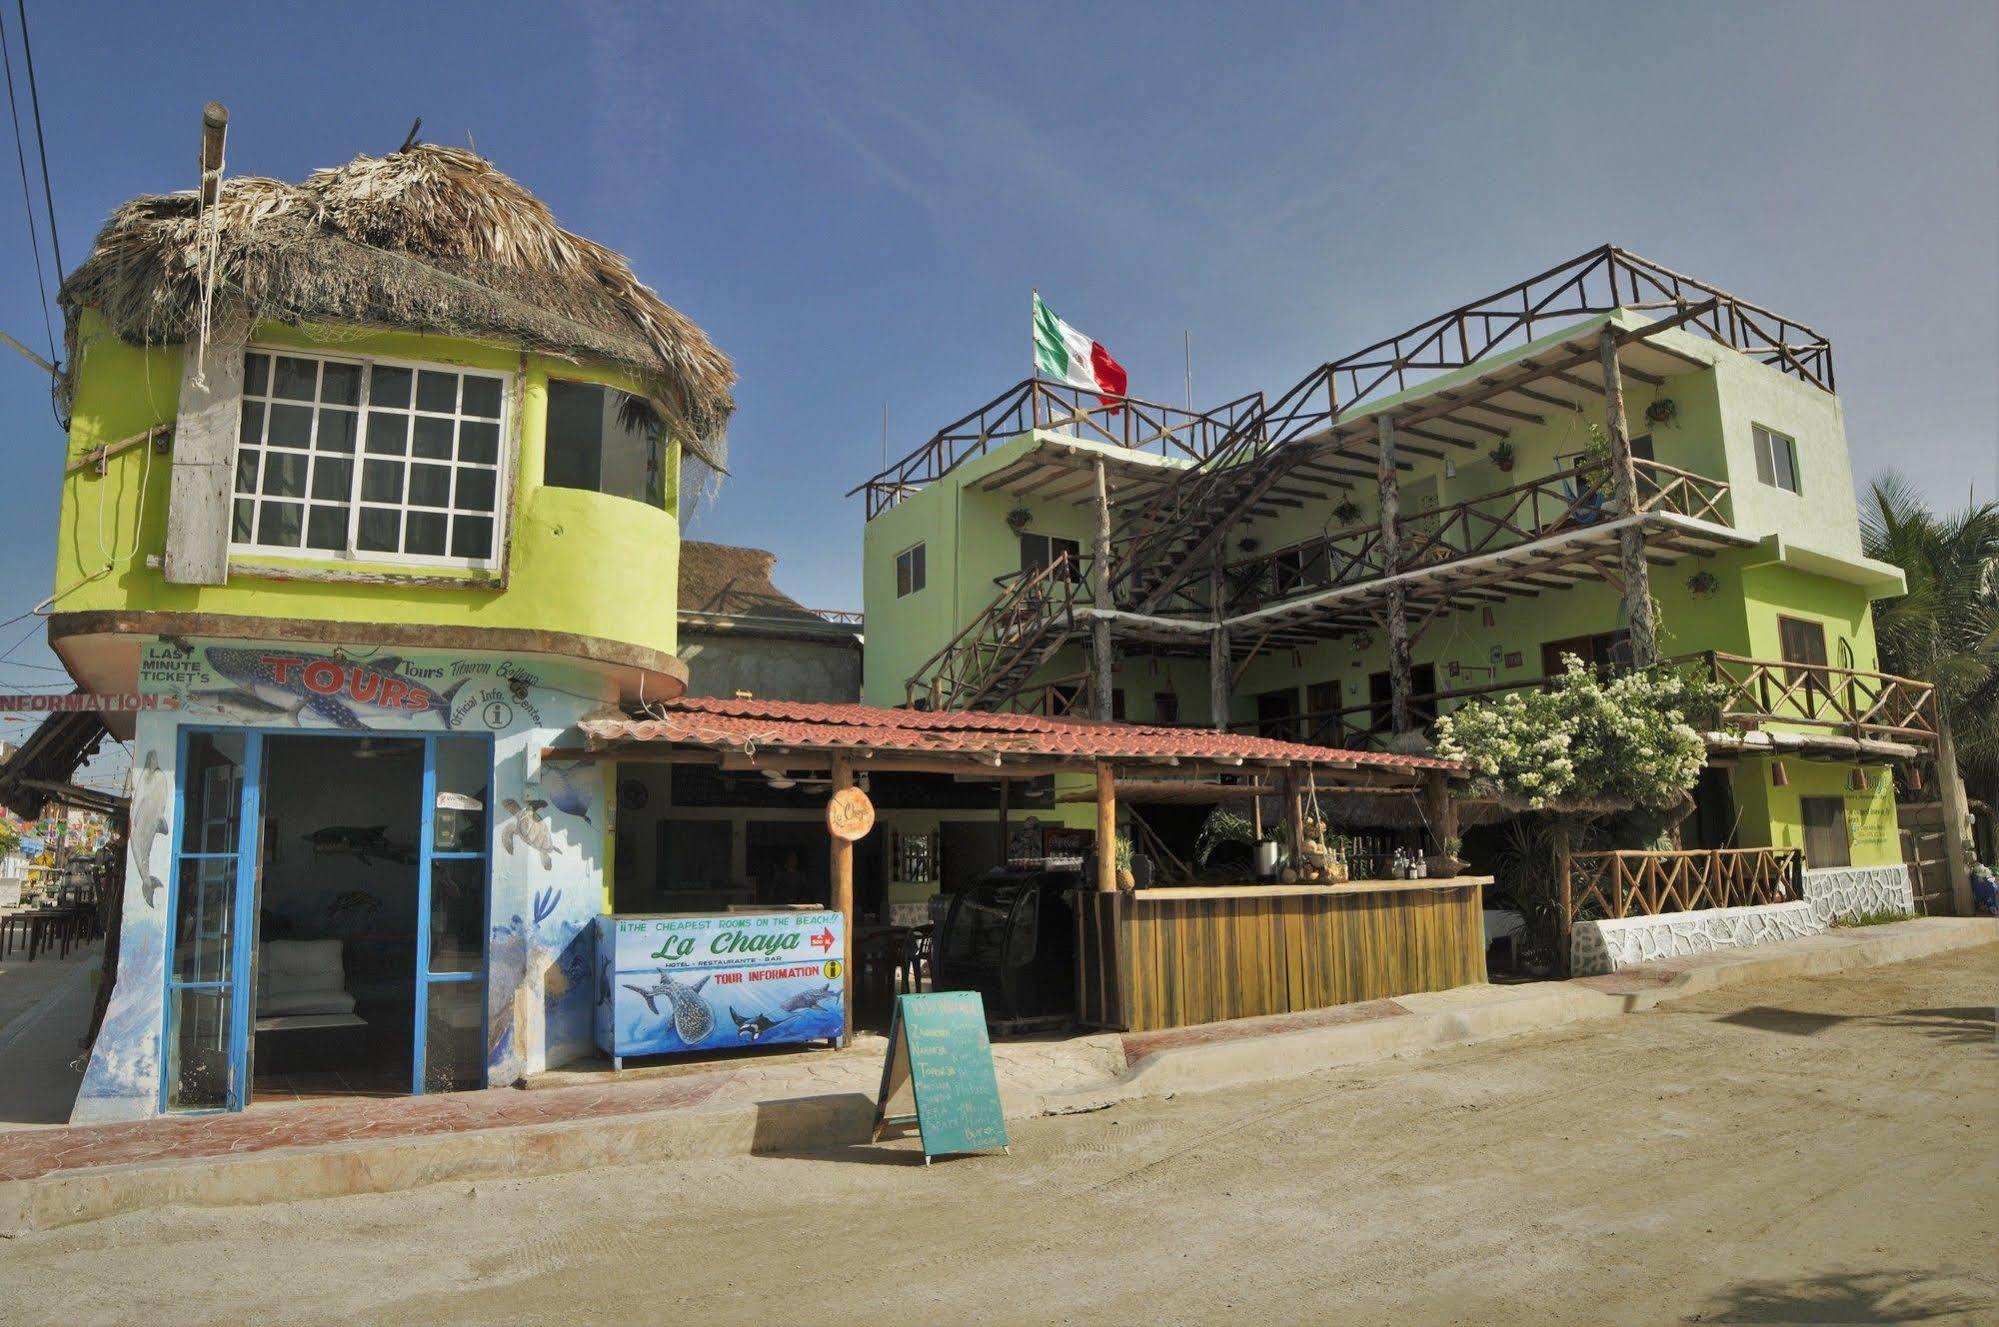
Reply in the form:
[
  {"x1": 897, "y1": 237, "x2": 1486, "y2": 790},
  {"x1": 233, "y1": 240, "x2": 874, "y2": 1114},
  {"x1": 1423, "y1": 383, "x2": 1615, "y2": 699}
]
[
  {"x1": 1569, "y1": 864, "x2": 1913, "y2": 975},
  {"x1": 1801, "y1": 864, "x2": 1914, "y2": 925}
]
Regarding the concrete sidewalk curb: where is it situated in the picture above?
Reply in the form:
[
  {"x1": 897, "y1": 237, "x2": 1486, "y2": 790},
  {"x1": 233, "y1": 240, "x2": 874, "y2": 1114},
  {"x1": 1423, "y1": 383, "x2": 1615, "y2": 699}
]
[{"x1": 4, "y1": 918, "x2": 1993, "y2": 1235}]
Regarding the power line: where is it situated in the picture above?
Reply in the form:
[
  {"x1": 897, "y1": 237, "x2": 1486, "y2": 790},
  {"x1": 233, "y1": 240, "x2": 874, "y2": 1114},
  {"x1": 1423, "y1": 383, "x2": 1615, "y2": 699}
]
[
  {"x1": 14, "y1": 0, "x2": 59, "y2": 283},
  {"x1": 0, "y1": 5, "x2": 55, "y2": 367}
]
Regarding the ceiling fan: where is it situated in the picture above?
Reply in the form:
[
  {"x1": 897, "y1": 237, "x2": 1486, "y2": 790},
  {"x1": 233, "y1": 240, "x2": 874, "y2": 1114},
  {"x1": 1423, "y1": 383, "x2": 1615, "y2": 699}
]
[{"x1": 762, "y1": 769, "x2": 831, "y2": 792}]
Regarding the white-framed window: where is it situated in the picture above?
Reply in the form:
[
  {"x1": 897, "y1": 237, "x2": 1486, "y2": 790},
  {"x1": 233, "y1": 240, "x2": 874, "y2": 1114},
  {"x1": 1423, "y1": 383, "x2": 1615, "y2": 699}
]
[
  {"x1": 1752, "y1": 424, "x2": 1799, "y2": 495},
  {"x1": 895, "y1": 543, "x2": 926, "y2": 598},
  {"x1": 233, "y1": 348, "x2": 509, "y2": 569}
]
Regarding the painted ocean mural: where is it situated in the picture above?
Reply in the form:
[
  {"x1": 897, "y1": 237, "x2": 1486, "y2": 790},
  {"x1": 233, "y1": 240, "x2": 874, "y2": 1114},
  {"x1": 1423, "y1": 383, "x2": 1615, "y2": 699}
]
[{"x1": 72, "y1": 642, "x2": 612, "y2": 1120}]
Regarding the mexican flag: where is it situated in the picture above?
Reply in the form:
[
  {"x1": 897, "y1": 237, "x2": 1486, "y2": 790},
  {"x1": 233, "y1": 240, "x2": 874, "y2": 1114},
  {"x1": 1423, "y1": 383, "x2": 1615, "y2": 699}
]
[{"x1": 1033, "y1": 293, "x2": 1128, "y2": 405}]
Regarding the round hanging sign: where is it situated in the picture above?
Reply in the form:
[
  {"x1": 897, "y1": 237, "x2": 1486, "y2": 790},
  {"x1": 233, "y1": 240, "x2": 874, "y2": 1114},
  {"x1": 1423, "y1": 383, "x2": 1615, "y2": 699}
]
[{"x1": 826, "y1": 786, "x2": 876, "y2": 841}]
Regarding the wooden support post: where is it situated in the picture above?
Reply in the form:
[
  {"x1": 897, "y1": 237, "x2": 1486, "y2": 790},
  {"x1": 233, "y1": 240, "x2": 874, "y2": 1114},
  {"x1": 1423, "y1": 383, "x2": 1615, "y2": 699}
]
[
  {"x1": 1091, "y1": 459, "x2": 1115, "y2": 721},
  {"x1": 1284, "y1": 769, "x2": 1306, "y2": 867},
  {"x1": 1598, "y1": 326, "x2": 1657, "y2": 667},
  {"x1": 1554, "y1": 821, "x2": 1574, "y2": 976},
  {"x1": 1094, "y1": 762, "x2": 1118, "y2": 893},
  {"x1": 996, "y1": 775, "x2": 1011, "y2": 865},
  {"x1": 1422, "y1": 769, "x2": 1458, "y2": 862},
  {"x1": 1377, "y1": 413, "x2": 1412, "y2": 734},
  {"x1": 1208, "y1": 542, "x2": 1230, "y2": 731},
  {"x1": 830, "y1": 756, "x2": 856, "y2": 1036}
]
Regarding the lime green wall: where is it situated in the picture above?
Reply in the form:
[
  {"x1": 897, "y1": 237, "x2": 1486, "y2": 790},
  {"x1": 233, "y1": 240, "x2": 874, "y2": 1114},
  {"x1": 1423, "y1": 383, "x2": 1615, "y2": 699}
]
[
  {"x1": 1731, "y1": 756, "x2": 1901, "y2": 868},
  {"x1": 56, "y1": 315, "x2": 683, "y2": 656},
  {"x1": 1739, "y1": 563, "x2": 1878, "y2": 668},
  {"x1": 861, "y1": 430, "x2": 1187, "y2": 707}
]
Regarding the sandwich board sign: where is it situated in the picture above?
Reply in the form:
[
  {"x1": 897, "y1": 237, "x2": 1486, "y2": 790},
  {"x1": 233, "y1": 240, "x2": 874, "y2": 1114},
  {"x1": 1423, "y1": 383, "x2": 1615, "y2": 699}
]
[{"x1": 870, "y1": 990, "x2": 1009, "y2": 1163}]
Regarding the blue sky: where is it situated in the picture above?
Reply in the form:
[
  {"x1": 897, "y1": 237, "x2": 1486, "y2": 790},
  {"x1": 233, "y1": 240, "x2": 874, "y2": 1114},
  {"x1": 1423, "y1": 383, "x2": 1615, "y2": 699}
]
[{"x1": 2, "y1": 1, "x2": 1996, "y2": 783}]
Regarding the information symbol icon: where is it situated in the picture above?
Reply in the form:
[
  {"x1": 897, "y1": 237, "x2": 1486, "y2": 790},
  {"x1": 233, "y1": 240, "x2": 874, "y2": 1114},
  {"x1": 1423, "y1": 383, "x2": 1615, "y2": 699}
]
[{"x1": 481, "y1": 700, "x2": 514, "y2": 730}]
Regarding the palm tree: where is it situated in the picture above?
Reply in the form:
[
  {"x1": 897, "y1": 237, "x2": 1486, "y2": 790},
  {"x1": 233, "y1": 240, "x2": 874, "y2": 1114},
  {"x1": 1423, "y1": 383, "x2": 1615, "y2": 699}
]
[{"x1": 1861, "y1": 475, "x2": 1999, "y2": 911}]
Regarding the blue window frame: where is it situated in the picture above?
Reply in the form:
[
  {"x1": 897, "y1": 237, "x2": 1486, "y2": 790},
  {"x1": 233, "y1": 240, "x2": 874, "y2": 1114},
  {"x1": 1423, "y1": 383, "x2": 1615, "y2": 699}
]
[{"x1": 159, "y1": 729, "x2": 494, "y2": 1112}]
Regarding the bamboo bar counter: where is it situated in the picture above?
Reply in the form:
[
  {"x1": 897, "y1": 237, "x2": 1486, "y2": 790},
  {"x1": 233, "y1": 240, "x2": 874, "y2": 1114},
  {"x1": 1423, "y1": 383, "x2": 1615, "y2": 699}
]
[{"x1": 1075, "y1": 877, "x2": 1489, "y2": 1033}]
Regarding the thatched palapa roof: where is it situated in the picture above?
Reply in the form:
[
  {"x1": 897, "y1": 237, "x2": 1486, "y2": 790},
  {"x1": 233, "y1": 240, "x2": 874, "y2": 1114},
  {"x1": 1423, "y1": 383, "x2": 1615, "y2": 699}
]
[
  {"x1": 59, "y1": 143, "x2": 734, "y2": 472},
  {"x1": 679, "y1": 541, "x2": 829, "y2": 625}
]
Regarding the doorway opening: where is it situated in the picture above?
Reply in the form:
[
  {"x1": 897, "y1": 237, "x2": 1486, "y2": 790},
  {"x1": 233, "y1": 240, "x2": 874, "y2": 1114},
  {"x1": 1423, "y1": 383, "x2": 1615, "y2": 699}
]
[
  {"x1": 253, "y1": 736, "x2": 423, "y2": 1101},
  {"x1": 160, "y1": 729, "x2": 493, "y2": 1113}
]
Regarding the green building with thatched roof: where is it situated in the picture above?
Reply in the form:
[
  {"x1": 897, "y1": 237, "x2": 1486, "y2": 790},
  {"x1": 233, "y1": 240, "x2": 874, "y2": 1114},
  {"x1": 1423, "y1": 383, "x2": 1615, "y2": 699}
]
[{"x1": 57, "y1": 136, "x2": 734, "y2": 1121}]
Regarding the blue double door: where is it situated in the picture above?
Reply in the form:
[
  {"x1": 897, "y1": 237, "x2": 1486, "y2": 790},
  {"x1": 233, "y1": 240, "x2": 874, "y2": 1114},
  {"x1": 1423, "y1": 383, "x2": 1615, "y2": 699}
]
[{"x1": 160, "y1": 729, "x2": 492, "y2": 1112}]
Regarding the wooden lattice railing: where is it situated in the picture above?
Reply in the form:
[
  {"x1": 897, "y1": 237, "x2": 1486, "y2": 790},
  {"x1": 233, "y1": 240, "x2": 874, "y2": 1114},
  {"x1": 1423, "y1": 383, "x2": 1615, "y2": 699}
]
[
  {"x1": 1219, "y1": 456, "x2": 1730, "y2": 611},
  {"x1": 852, "y1": 379, "x2": 1264, "y2": 519},
  {"x1": 1563, "y1": 847, "x2": 1804, "y2": 926},
  {"x1": 1677, "y1": 652, "x2": 1937, "y2": 743},
  {"x1": 1310, "y1": 653, "x2": 1935, "y2": 754},
  {"x1": 1107, "y1": 244, "x2": 1832, "y2": 614}
]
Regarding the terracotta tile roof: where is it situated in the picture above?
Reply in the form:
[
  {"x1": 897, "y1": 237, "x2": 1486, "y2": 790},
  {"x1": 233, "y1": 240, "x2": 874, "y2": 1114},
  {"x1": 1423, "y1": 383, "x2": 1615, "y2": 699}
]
[{"x1": 580, "y1": 696, "x2": 1462, "y2": 773}]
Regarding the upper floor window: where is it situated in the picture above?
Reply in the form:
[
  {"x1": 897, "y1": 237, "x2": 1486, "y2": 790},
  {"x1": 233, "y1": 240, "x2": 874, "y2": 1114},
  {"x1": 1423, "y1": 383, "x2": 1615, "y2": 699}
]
[
  {"x1": 896, "y1": 543, "x2": 927, "y2": 598},
  {"x1": 545, "y1": 380, "x2": 667, "y2": 509},
  {"x1": 1020, "y1": 532, "x2": 1081, "y2": 581},
  {"x1": 234, "y1": 350, "x2": 507, "y2": 568},
  {"x1": 1752, "y1": 424, "x2": 1799, "y2": 494}
]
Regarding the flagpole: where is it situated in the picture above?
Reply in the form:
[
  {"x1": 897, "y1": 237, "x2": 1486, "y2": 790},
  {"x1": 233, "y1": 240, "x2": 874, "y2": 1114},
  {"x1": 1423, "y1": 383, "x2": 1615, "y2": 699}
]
[
  {"x1": 1030, "y1": 287, "x2": 1040, "y2": 427},
  {"x1": 1184, "y1": 329, "x2": 1192, "y2": 412}
]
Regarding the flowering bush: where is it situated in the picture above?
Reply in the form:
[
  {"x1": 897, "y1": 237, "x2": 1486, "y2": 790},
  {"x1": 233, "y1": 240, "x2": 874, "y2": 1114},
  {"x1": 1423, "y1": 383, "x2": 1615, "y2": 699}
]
[{"x1": 1434, "y1": 657, "x2": 1721, "y2": 811}]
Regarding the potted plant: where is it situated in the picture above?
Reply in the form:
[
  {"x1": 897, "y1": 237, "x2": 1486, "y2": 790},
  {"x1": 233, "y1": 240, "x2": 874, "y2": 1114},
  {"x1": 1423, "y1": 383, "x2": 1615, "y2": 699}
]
[
  {"x1": 1685, "y1": 568, "x2": 1720, "y2": 599},
  {"x1": 1236, "y1": 536, "x2": 1261, "y2": 554},
  {"x1": 1427, "y1": 834, "x2": 1467, "y2": 878},
  {"x1": 1490, "y1": 440, "x2": 1515, "y2": 473},
  {"x1": 1645, "y1": 397, "x2": 1678, "y2": 428},
  {"x1": 1005, "y1": 506, "x2": 1033, "y2": 534},
  {"x1": 1333, "y1": 498, "x2": 1363, "y2": 526}
]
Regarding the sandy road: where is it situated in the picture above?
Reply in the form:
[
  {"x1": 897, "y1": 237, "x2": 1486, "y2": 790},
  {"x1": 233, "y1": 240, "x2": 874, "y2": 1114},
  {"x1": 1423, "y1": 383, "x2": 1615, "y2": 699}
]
[{"x1": 3, "y1": 947, "x2": 1994, "y2": 1326}]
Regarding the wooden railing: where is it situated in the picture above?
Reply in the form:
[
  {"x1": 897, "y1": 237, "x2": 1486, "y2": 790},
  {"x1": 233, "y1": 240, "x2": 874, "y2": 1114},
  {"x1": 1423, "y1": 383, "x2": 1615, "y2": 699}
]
[
  {"x1": 1300, "y1": 654, "x2": 1936, "y2": 753},
  {"x1": 1108, "y1": 243, "x2": 1834, "y2": 615},
  {"x1": 903, "y1": 552, "x2": 1090, "y2": 710},
  {"x1": 1218, "y1": 456, "x2": 1730, "y2": 613},
  {"x1": 1681, "y1": 651, "x2": 1936, "y2": 743},
  {"x1": 852, "y1": 379, "x2": 1264, "y2": 519},
  {"x1": 1562, "y1": 847, "x2": 1803, "y2": 928}
]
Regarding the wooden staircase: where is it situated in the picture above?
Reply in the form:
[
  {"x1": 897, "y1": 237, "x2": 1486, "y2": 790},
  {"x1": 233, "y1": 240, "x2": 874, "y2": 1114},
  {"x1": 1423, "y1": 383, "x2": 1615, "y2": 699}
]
[
  {"x1": 904, "y1": 553, "x2": 1090, "y2": 711},
  {"x1": 1113, "y1": 368, "x2": 1328, "y2": 615}
]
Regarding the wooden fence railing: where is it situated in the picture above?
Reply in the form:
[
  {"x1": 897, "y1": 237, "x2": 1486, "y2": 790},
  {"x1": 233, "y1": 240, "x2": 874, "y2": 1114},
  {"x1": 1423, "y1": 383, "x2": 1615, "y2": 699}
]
[
  {"x1": 1217, "y1": 456, "x2": 1730, "y2": 612},
  {"x1": 852, "y1": 379, "x2": 1264, "y2": 518},
  {"x1": 1682, "y1": 652, "x2": 1937, "y2": 742},
  {"x1": 1561, "y1": 847, "x2": 1803, "y2": 930},
  {"x1": 1304, "y1": 655, "x2": 1935, "y2": 753}
]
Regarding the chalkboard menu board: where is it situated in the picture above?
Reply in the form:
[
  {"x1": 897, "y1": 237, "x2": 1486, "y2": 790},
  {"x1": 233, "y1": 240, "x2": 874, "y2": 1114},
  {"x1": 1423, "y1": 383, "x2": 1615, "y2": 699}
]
[{"x1": 871, "y1": 991, "x2": 1010, "y2": 1163}]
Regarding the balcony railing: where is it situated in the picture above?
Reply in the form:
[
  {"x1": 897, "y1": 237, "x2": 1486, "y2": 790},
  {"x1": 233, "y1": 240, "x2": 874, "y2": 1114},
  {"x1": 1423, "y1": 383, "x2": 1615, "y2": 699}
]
[
  {"x1": 852, "y1": 378, "x2": 1266, "y2": 519},
  {"x1": 1686, "y1": 651, "x2": 1936, "y2": 743},
  {"x1": 1266, "y1": 653, "x2": 1935, "y2": 753},
  {"x1": 1218, "y1": 456, "x2": 1730, "y2": 613}
]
